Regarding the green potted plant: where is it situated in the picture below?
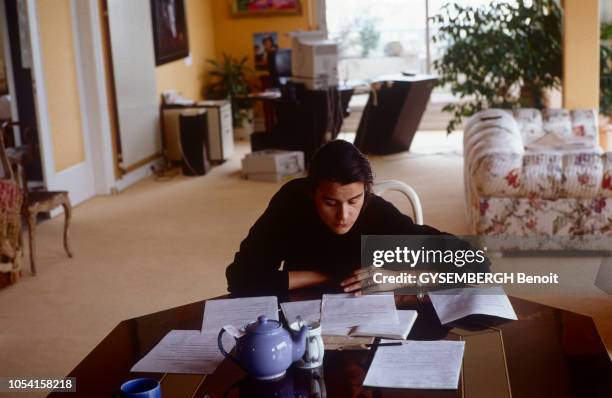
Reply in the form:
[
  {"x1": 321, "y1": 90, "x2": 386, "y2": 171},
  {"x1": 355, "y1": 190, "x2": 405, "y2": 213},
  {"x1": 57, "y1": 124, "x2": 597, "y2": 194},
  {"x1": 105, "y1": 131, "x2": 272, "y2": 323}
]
[
  {"x1": 206, "y1": 54, "x2": 257, "y2": 139},
  {"x1": 431, "y1": 0, "x2": 562, "y2": 133}
]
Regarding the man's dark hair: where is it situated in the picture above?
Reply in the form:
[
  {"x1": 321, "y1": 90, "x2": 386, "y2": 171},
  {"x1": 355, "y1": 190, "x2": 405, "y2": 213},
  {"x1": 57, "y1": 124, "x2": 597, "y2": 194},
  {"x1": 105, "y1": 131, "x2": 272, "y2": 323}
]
[{"x1": 307, "y1": 140, "x2": 374, "y2": 196}]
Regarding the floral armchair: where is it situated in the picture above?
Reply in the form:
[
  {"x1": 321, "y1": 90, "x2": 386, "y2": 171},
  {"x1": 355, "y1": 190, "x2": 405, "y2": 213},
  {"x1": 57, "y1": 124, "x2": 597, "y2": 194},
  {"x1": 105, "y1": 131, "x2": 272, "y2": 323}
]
[{"x1": 464, "y1": 108, "x2": 612, "y2": 247}]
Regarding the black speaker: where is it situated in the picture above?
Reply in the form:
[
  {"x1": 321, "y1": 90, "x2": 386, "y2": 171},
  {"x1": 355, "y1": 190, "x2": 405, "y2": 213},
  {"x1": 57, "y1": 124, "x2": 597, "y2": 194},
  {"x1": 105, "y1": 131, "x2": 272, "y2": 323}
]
[
  {"x1": 354, "y1": 75, "x2": 438, "y2": 155},
  {"x1": 179, "y1": 112, "x2": 210, "y2": 176}
]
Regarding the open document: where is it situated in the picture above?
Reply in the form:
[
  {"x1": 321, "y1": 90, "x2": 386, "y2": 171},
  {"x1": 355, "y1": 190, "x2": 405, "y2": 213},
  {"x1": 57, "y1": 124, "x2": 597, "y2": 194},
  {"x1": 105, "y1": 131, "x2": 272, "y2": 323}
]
[
  {"x1": 350, "y1": 310, "x2": 417, "y2": 340},
  {"x1": 202, "y1": 296, "x2": 278, "y2": 331},
  {"x1": 363, "y1": 340, "x2": 465, "y2": 389},
  {"x1": 131, "y1": 330, "x2": 234, "y2": 374},
  {"x1": 321, "y1": 294, "x2": 399, "y2": 335},
  {"x1": 429, "y1": 287, "x2": 518, "y2": 325}
]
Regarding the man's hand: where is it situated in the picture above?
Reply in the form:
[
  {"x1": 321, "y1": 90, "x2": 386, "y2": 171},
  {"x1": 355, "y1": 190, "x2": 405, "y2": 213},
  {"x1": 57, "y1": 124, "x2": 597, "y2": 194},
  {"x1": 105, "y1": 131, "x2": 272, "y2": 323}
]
[{"x1": 340, "y1": 267, "x2": 414, "y2": 296}]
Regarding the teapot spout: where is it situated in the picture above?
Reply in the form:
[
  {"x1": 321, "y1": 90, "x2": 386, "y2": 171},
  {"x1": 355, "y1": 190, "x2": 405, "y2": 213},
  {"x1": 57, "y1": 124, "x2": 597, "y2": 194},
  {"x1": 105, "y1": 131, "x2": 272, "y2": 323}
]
[{"x1": 291, "y1": 324, "x2": 308, "y2": 362}]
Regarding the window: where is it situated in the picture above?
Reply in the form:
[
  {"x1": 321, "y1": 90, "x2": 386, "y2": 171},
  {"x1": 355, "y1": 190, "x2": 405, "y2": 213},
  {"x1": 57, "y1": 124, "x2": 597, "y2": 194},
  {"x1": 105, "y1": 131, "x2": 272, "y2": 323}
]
[{"x1": 324, "y1": 0, "x2": 500, "y2": 84}]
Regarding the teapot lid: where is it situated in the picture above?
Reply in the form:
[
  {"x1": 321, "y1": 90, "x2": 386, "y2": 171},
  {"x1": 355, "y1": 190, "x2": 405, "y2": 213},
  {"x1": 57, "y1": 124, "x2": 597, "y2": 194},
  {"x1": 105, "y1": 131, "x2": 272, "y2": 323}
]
[{"x1": 245, "y1": 315, "x2": 282, "y2": 334}]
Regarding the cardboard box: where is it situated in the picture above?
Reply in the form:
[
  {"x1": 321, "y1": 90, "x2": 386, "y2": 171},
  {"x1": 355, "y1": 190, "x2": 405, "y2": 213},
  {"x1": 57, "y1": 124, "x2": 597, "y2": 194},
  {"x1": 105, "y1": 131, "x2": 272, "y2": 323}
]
[{"x1": 242, "y1": 150, "x2": 305, "y2": 175}]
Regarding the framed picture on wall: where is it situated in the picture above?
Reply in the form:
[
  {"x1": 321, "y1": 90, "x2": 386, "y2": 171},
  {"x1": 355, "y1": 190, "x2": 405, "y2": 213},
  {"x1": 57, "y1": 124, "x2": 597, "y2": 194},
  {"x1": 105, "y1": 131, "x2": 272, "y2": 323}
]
[
  {"x1": 150, "y1": 0, "x2": 190, "y2": 65},
  {"x1": 230, "y1": 0, "x2": 303, "y2": 18},
  {"x1": 253, "y1": 32, "x2": 278, "y2": 71}
]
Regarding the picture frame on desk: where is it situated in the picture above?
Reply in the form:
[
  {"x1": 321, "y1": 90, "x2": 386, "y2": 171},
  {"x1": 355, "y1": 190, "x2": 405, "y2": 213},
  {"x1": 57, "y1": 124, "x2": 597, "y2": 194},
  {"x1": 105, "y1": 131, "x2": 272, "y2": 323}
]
[
  {"x1": 150, "y1": 0, "x2": 190, "y2": 65},
  {"x1": 229, "y1": 0, "x2": 302, "y2": 18}
]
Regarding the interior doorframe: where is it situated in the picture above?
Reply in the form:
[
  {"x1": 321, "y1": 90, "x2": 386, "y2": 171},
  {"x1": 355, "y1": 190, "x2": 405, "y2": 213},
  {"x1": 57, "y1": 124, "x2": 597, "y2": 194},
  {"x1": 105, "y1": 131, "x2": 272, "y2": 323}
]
[
  {"x1": 23, "y1": 0, "x2": 163, "y2": 200},
  {"x1": 72, "y1": 0, "x2": 116, "y2": 195},
  {"x1": 23, "y1": 0, "x2": 115, "y2": 204},
  {"x1": 0, "y1": 0, "x2": 20, "y2": 131}
]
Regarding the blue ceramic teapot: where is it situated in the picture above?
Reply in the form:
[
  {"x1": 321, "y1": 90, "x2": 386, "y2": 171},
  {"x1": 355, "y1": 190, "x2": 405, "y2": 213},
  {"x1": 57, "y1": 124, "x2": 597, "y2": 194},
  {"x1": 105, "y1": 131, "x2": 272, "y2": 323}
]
[{"x1": 218, "y1": 315, "x2": 308, "y2": 380}]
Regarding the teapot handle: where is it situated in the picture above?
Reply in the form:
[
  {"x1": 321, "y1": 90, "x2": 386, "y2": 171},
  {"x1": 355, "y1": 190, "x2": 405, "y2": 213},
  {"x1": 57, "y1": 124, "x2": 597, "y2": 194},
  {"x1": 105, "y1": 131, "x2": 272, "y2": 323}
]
[{"x1": 217, "y1": 327, "x2": 239, "y2": 365}]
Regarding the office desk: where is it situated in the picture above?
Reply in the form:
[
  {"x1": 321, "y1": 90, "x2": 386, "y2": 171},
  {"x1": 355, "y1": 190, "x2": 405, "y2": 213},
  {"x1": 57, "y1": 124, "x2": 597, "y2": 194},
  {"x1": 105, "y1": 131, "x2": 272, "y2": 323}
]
[
  {"x1": 49, "y1": 294, "x2": 611, "y2": 397},
  {"x1": 248, "y1": 86, "x2": 354, "y2": 162}
]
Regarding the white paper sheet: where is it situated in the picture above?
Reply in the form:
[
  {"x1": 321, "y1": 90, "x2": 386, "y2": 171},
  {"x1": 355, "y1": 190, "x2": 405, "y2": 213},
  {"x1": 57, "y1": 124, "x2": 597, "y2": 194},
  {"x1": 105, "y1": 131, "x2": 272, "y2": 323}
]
[
  {"x1": 280, "y1": 299, "x2": 321, "y2": 325},
  {"x1": 350, "y1": 310, "x2": 418, "y2": 339},
  {"x1": 429, "y1": 287, "x2": 518, "y2": 325},
  {"x1": 202, "y1": 296, "x2": 278, "y2": 331},
  {"x1": 320, "y1": 294, "x2": 399, "y2": 334},
  {"x1": 363, "y1": 340, "x2": 465, "y2": 389},
  {"x1": 131, "y1": 330, "x2": 234, "y2": 374}
]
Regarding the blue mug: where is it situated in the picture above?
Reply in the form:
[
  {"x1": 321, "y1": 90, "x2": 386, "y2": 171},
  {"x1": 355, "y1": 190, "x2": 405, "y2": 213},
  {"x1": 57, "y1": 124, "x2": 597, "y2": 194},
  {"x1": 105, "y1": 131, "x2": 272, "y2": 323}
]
[{"x1": 120, "y1": 378, "x2": 161, "y2": 398}]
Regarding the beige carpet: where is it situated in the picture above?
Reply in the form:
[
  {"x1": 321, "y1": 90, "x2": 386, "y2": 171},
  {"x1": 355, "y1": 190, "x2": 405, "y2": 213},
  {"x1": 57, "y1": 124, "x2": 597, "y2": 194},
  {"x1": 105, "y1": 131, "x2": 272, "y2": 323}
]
[{"x1": 0, "y1": 132, "x2": 609, "y2": 397}]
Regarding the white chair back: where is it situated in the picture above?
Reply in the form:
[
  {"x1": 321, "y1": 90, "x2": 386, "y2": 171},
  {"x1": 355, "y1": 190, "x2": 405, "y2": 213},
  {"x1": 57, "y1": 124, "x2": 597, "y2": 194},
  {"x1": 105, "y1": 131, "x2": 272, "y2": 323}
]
[{"x1": 373, "y1": 180, "x2": 424, "y2": 225}]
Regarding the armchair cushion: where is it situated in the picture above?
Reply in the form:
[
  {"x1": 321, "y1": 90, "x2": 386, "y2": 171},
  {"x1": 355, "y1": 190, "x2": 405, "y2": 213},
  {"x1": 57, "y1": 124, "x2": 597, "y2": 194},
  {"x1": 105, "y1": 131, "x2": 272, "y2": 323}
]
[
  {"x1": 542, "y1": 109, "x2": 572, "y2": 137},
  {"x1": 570, "y1": 109, "x2": 598, "y2": 141},
  {"x1": 513, "y1": 108, "x2": 543, "y2": 143}
]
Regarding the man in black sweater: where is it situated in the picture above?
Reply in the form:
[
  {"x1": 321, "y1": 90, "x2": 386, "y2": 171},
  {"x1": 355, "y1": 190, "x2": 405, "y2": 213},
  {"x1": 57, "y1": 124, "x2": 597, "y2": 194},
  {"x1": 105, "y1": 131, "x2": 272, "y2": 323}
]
[{"x1": 226, "y1": 140, "x2": 485, "y2": 297}]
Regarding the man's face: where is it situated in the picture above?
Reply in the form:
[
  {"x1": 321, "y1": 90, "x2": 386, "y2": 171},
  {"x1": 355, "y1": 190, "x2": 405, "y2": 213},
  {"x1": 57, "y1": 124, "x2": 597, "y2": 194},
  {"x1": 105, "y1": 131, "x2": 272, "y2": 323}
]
[{"x1": 314, "y1": 180, "x2": 365, "y2": 235}]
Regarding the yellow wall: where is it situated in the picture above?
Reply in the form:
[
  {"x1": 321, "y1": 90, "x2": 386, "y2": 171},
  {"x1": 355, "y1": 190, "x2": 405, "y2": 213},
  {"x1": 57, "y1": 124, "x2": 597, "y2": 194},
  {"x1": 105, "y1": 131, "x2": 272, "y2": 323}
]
[
  {"x1": 154, "y1": 0, "x2": 316, "y2": 100},
  {"x1": 563, "y1": 0, "x2": 600, "y2": 109},
  {"x1": 155, "y1": 0, "x2": 217, "y2": 101},
  {"x1": 37, "y1": 0, "x2": 85, "y2": 171},
  {"x1": 210, "y1": 0, "x2": 316, "y2": 68},
  {"x1": 37, "y1": 0, "x2": 85, "y2": 172}
]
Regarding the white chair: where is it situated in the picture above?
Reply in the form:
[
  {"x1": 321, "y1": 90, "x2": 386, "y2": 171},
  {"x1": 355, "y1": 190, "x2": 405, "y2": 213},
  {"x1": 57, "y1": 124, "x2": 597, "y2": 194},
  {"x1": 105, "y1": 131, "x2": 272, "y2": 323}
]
[{"x1": 373, "y1": 180, "x2": 424, "y2": 225}]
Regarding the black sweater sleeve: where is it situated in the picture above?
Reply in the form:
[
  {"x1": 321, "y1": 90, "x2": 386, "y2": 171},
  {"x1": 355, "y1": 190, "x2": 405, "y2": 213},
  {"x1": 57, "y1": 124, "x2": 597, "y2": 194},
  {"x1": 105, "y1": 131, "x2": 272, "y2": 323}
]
[{"x1": 226, "y1": 187, "x2": 291, "y2": 297}]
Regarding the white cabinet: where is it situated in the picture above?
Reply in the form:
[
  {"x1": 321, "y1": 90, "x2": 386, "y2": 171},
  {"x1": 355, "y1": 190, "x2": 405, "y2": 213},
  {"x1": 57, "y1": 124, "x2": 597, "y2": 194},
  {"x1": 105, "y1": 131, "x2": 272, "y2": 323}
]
[{"x1": 197, "y1": 100, "x2": 234, "y2": 162}]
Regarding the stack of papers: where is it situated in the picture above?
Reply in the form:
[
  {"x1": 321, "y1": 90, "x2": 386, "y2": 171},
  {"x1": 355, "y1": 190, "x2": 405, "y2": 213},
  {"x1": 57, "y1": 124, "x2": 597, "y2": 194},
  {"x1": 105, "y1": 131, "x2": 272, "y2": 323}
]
[
  {"x1": 429, "y1": 287, "x2": 517, "y2": 324},
  {"x1": 131, "y1": 296, "x2": 278, "y2": 374},
  {"x1": 363, "y1": 340, "x2": 465, "y2": 389}
]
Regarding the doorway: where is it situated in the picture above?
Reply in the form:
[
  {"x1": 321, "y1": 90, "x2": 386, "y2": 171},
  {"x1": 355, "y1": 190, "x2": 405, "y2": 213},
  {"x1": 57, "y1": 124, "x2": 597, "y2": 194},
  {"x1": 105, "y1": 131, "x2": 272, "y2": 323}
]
[{"x1": 1, "y1": 0, "x2": 44, "y2": 185}]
